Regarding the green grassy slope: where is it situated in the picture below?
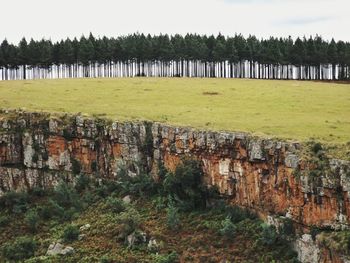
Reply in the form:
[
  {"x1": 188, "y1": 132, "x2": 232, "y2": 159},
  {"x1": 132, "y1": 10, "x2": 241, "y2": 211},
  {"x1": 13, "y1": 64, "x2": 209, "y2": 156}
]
[{"x1": 0, "y1": 78, "x2": 349, "y2": 143}]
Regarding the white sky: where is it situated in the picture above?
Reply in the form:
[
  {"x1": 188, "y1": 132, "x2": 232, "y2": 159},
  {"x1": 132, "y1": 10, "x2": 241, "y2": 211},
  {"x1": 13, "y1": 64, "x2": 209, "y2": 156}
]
[{"x1": 1, "y1": 0, "x2": 349, "y2": 44}]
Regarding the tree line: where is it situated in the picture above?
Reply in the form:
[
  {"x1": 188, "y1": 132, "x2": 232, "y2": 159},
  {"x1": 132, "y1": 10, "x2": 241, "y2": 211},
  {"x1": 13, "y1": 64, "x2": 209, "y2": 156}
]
[{"x1": 0, "y1": 33, "x2": 350, "y2": 81}]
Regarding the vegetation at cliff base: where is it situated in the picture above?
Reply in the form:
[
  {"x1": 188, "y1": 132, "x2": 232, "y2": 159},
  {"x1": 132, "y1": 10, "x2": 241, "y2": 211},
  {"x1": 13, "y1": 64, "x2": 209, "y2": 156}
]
[
  {"x1": 0, "y1": 161, "x2": 299, "y2": 262},
  {"x1": 0, "y1": 77, "x2": 349, "y2": 143}
]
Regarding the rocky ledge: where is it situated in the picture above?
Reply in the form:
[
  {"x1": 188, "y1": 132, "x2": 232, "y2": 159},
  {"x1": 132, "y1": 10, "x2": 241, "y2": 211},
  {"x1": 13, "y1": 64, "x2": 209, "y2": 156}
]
[{"x1": 1, "y1": 110, "x2": 350, "y2": 262}]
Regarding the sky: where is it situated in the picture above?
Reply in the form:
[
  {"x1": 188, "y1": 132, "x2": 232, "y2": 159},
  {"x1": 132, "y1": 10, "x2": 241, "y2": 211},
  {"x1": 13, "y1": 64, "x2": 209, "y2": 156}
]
[{"x1": 1, "y1": 0, "x2": 349, "y2": 44}]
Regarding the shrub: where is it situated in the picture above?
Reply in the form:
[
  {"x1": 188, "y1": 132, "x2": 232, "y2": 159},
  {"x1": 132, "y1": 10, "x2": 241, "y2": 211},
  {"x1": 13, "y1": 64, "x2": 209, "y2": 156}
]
[
  {"x1": 166, "y1": 200, "x2": 180, "y2": 230},
  {"x1": 219, "y1": 217, "x2": 237, "y2": 240},
  {"x1": 62, "y1": 225, "x2": 80, "y2": 243},
  {"x1": 75, "y1": 174, "x2": 91, "y2": 193},
  {"x1": 28, "y1": 187, "x2": 47, "y2": 197},
  {"x1": 153, "y1": 251, "x2": 179, "y2": 263},
  {"x1": 115, "y1": 207, "x2": 142, "y2": 240},
  {"x1": 163, "y1": 159, "x2": 206, "y2": 211},
  {"x1": 54, "y1": 181, "x2": 81, "y2": 209},
  {"x1": 319, "y1": 231, "x2": 350, "y2": 254},
  {"x1": 0, "y1": 191, "x2": 29, "y2": 214},
  {"x1": 152, "y1": 196, "x2": 167, "y2": 212},
  {"x1": 280, "y1": 217, "x2": 295, "y2": 237},
  {"x1": 0, "y1": 215, "x2": 10, "y2": 228},
  {"x1": 260, "y1": 224, "x2": 278, "y2": 246},
  {"x1": 226, "y1": 206, "x2": 256, "y2": 224},
  {"x1": 106, "y1": 197, "x2": 126, "y2": 214},
  {"x1": 71, "y1": 158, "x2": 81, "y2": 175},
  {"x1": 38, "y1": 199, "x2": 65, "y2": 220},
  {"x1": 1, "y1": 236, "x2": 37, "y2": 261},
  {"x1": 118, "y1": 172, "x2": 159, "y2": 197},
  {"x1": 25, "y1": 209, "x2": 40, "y2": 233}
]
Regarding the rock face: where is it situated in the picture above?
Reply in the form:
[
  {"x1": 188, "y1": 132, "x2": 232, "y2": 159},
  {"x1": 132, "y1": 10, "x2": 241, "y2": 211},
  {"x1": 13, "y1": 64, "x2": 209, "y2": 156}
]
[
  {"x1": 46, "y1": 242, "x2": 74, "y2": 256},
  {"x1": 1, "y1": 110, "x2": 350, "y2": 262}
]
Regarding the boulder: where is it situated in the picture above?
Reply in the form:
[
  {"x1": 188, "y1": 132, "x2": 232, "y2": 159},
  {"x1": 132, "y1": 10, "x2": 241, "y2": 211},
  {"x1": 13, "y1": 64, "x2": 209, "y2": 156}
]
[
  {"x1": 79, "y1": 224, "x2": 91, "y2": 231},
  {"x1": 147, "y1": 237, "x2": 160, "y2": 252},
  {"x1": 123, "y1": 195, "x2": 132, "y2": 204},
  {"x1": 126, "y1": 231, "x2": 147, "y2": 248},
  {"x1": 46, "y1": 242, "x2": 74, "y2": 256}
]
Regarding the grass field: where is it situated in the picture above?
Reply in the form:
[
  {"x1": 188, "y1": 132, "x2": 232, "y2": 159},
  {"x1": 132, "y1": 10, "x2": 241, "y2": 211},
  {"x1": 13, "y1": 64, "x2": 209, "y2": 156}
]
[{"x1": 0, "y1": 78, "x2": 349, "y2": 143}]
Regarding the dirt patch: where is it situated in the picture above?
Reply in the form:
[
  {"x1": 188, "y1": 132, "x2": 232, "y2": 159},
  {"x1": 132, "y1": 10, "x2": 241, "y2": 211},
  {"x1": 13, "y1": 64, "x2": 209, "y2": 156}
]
[{"x1": 203, "y1": 91, "x2": 220, "y2": 96}]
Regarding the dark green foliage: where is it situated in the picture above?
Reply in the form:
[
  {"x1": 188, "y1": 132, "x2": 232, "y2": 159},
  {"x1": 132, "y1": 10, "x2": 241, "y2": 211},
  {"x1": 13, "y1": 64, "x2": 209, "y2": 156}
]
[
  {"x1": 106, "y1": 197, "x2": 126, "y2": 213},
  {"x1": 32, "y1": 152, "x2": 39, "y2": 163},
  {"x1": 115, "y1": 207, "x2": 142, "y2": 239},
  {"x1": 2, "y1": 33, "x2": 350, "y2": 81},
  {"x1": 311, "y1": 142, "x2": 323, "y2": 155},
  {"x1": 38, "y1": 199, "x2": 65, "y2": 220},
  {"x1": 62, "y1": 225, "x2": 80, "y2": 243},
  {"x1": 310, "y1": 225, "x2": 322, "y2": 241},
  {"x1": 54, "y1": 181, "x2": 81, "y2": 209},
  {"x1": 142, "y1": 121, "x2": 153, "y2": 157},
  {"x1": 71, "y1": 158, "x2": 81, "y2": 175},
  {"x1": 1, "y1": 236, "x2": 37, "y2": 261},
  {"x1": 166, "y1": 199, "x2": 180, "y2": 230},
  {"x1": 62, "y1": 128, "x2": 73, "y2": 139},
  {"x1": 75, "y1": 174, "x2": 91, "y2": 193},
  {"x1": 91, "y1": 161, "x2": 97, "y2": 172},
  {"x1": 163, "y1": 159, "x2": 206, "y2": 211},
  {"x1": 0, "y1": 215, "x2": 10, "y2": 228},
  {"x1": 280, "y1": 217, "x2": 295, "y2": 237},
  {"x1": 28, "y1": 187, "x2": 47, "y2": 197},
  {"x1": 25, "y1": 209, "x2": 40, "y2": 233},
  {"x1": 226, "y1": 205, "x2": 257, "y2": 223},
  {"x1": 219, "y1": 216, "x2": 237, "y2": 239},
  {"x1": 114, "y1": 164, "x2": 159, "y2": 197},
  {"x1": 259, "y1": 224, "x2": 278, "y2": 246},
  {"x1": 0, "y1": 191, "x2": 29, "y2": 214}
]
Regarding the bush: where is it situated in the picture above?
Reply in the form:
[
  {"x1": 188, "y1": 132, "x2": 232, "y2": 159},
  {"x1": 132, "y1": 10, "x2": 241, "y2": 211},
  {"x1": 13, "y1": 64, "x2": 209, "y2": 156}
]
[
  {"x1": 106, "y1": 197, "x2": 126, "y2": 214},
  {"x1": 0, "y1": 191, "x2": 29, "y2": 214},
  {"x1": 25, "y1": 209, "x2": 40, "y2": 233},
  {"x1": 163, "y1": 159, "x2": 206, "y2": 211},
  {"x1": 54, "y1": 181, "x2": 81, "y2": 209},
  {"x1": 153, "y1": 251, "x2": 179, "y2": 263},
  {"x1": 75, "y1": 174, "x2": 91, "y2": 193},
  {"x1": 166, "y1": 200, "x2": 180, "y2": 230},
  {"x1": 28, "y1": 187, "x2": 47, "y2": 197},
  {"x1": 1, "y1": 236, "x2": 37, "y2": 261},
  {"x1": 38, "y1": 199, "x2": 65, "y2": 220},
  {"x1": 226, "y1": 206, "x2": 256, "y2": 223},
  {"x1": 280, "y1": 217, "x2": 295, "y2": 237},
  {"x1": 152, "y1": 196, "x2": 167, "y2": 212},
  {"x1": 62, "y1": 225, "x2": 80, "y2": 243},
  {"x1": 115, "y1": 207, "x2": 142, "y2": 240},
  {"x1": 71, "y1": 158, "x2": 81, "y2": 174},
  {"x1": 260, "y1": 224, "x2": 278, "y2": 246},
  {"x1": 219, "y1": 217, "x2": 237, "y2": 240},
  {"x1": 118, "y1": 172, "x2": 159, "y2": 197},
  {"x1": 0, "y1": 215, "x2": 10, "y2": 228}
]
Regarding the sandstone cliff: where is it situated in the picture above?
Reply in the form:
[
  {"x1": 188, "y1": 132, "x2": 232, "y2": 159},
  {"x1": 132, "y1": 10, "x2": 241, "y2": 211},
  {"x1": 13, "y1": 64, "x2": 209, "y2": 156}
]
[{"x1": 1, "y1": 110, "x2": 349, "y2": 262}]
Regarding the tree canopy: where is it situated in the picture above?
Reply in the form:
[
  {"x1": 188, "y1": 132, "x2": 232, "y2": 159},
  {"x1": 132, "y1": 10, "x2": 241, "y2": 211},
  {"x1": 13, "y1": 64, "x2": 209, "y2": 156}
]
[{"x1": 1, "y1": 33, "x2": 349, "y2": 80}]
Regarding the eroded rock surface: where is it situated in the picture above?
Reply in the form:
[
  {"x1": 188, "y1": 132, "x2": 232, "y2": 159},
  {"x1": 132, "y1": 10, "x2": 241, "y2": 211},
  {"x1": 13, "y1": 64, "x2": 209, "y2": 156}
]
[{"x1": 1, "y1": 110, "x2": 350, "y2": 262}]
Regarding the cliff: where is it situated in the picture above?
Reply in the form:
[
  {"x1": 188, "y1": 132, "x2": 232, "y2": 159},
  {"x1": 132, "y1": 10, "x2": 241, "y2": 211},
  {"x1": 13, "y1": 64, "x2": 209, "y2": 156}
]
[{"x1": 1, "y1": 110, "x2": 350, "y2": 262}]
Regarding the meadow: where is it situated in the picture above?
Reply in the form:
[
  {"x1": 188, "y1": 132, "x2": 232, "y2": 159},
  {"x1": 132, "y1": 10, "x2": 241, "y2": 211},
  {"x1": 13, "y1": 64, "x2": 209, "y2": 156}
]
[{"x1": 0, "y1": 77, "x2": 349, "y2": 143}]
